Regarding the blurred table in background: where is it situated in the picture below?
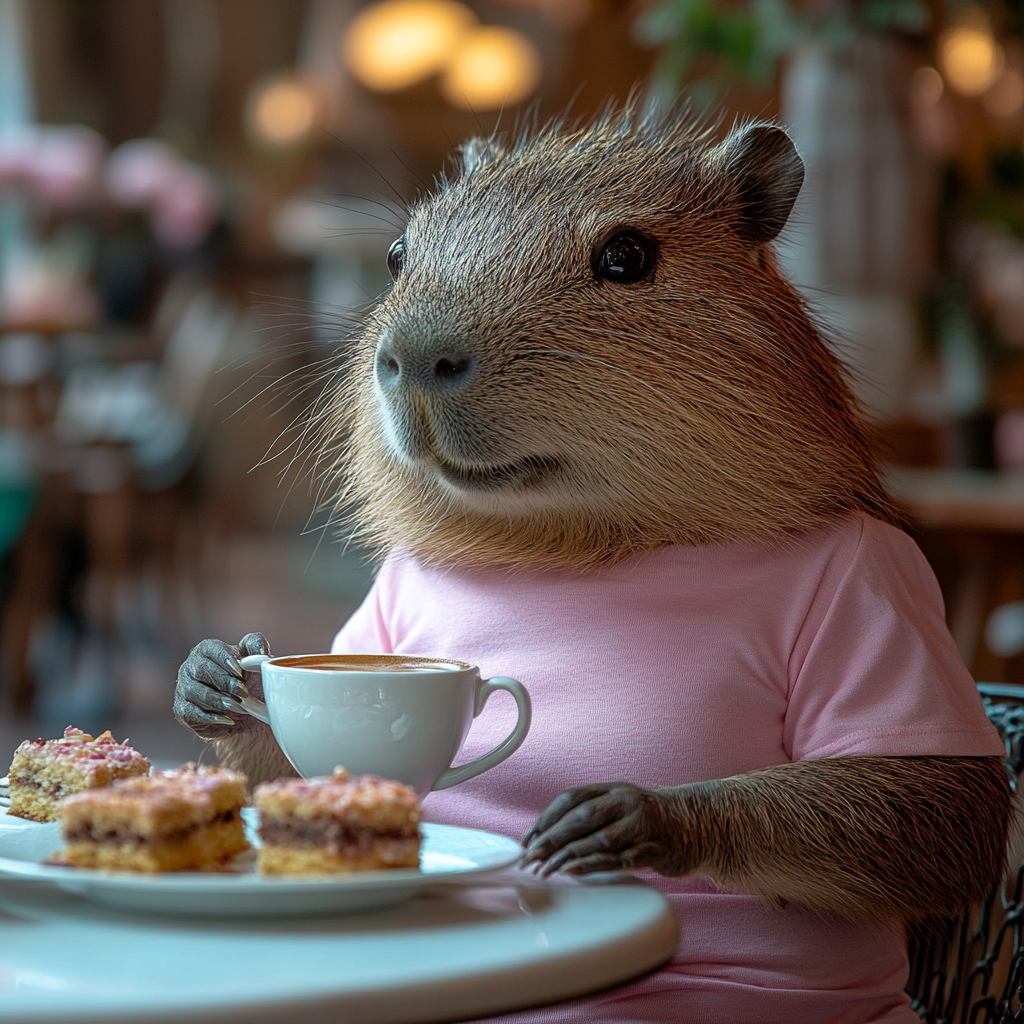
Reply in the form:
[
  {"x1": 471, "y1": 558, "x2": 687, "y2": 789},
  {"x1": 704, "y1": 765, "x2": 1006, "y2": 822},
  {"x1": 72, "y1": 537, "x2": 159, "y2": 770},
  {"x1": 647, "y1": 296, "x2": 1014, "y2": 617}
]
[
  {"x1": 886, "y1": 466, "x2": 1024, "y2": 682},
  {"x1": 887, "y1": 467, "x2": 1024, "y2": 532}
]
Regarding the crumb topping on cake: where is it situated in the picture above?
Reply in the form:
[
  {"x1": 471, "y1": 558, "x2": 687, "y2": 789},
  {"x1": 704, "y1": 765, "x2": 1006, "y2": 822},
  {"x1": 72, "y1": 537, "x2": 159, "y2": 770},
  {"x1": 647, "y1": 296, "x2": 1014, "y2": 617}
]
[
  {"x1": 254, "y1": 767, "x2": 421, "y2": 831},
  {"x1": 113, "y1": 762, "x2": 246, "y2": 796},
  {"x1": 14, "y1": 726, "x2": 151, "y2": 777},
  {"x1": 60, "y1": 762, "x2": 249, "y2": 837}
]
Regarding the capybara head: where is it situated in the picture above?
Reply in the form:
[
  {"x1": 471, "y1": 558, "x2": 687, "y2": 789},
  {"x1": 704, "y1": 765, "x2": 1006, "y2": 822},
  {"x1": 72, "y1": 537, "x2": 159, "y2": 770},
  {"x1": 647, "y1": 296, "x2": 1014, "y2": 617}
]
[{"x1": 328, "y1": 106, "x2": 896, "y2": 572}]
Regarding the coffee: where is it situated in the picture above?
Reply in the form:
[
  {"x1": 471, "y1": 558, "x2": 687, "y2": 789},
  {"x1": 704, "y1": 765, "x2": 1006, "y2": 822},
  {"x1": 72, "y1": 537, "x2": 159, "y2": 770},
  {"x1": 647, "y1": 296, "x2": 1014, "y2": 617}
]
[{"x1": 272, "y1": 655, "x2": 469, "y2": 673}]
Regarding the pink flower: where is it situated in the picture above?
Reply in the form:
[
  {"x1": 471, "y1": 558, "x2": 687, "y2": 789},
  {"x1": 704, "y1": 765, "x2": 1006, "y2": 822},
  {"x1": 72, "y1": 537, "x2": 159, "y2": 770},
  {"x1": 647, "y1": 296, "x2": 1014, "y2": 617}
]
[
  {"x1": 28, "y1": 126, "x2": 106, "y2": 208},
  {"x1": 107, "y1": 139, "x2": 221, "y2": 249},
  {"x1": 105, "y1": 139, "x2": 180, "y2": 209},
  {"x1": 150, "y1": 162, "x2": 220, "y2": 250}
]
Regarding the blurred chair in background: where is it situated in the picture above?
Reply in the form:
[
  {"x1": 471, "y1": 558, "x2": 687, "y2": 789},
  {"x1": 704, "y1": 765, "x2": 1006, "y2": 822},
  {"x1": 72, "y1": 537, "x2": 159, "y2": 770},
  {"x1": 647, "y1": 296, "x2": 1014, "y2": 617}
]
[{"x1": 0, "y1": 280, "x2": 237, "y2": 723}]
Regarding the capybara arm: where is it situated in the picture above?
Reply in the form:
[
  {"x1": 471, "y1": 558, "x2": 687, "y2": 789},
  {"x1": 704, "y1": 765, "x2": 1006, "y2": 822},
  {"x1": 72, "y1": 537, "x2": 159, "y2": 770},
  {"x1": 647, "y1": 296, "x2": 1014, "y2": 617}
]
[
  {"x1": 211, "y1": 730, "x2": 296, "y2": 788},
  {"x1": 523, "y1": 756, "x2": 1011, "y2": 923}
]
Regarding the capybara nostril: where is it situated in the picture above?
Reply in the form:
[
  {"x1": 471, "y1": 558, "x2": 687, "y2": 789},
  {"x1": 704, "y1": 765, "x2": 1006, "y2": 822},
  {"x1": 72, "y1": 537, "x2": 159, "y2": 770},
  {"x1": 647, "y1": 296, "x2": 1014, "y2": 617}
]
[
  {"x1": 376, "y1": 346, "x2": 401, "y2": 384},
  {"x1": 432, "y1": 354, "x2": 474, "y2": 382}
]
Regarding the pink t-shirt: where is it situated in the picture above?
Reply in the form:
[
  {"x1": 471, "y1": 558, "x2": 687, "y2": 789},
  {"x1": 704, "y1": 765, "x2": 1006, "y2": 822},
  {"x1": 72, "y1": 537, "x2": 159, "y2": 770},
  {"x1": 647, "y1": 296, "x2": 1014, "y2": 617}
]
[{"x1": 332, "y1": 514, "x2": 1003, "y2": 1024}]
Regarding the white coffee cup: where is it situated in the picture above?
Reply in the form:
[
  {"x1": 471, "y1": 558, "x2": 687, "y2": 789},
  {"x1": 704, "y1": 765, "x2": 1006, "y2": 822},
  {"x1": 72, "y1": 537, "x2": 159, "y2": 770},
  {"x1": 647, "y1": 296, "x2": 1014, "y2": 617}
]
[{"x1": 234, "y1": 653, "x2": 531, "y2": 794}]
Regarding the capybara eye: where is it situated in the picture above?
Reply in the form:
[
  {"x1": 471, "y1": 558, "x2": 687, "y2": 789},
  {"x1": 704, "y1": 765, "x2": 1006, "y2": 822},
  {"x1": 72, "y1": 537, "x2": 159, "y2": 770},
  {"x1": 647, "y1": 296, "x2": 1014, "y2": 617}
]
[
  {"x1": 387, "y1": 238, "x2": 406, "y2": 279},
  {"x1": 594, "y1": 233, "x2": 651, "y2": 283}
]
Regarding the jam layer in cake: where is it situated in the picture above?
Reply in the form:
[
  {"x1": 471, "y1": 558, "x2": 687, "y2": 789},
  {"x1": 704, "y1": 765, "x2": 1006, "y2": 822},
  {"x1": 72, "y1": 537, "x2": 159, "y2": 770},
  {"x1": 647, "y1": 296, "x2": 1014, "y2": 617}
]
[
  {"x1": 254, "y1": 768, "x2": 421, "y2": 875},
  {"x1": 8, "y1": 727, "x2": 151, "y2": 822},
  {"x1": 59, "y1": 763, "x2": 250, "y2": 872}
]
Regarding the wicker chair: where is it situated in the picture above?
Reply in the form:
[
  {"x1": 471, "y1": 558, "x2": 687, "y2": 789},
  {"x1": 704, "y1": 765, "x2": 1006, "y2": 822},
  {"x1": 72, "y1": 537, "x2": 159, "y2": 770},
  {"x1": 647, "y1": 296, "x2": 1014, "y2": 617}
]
[{"x1": 906, "y1": 683, "x2": 1024, "y2": 1024}]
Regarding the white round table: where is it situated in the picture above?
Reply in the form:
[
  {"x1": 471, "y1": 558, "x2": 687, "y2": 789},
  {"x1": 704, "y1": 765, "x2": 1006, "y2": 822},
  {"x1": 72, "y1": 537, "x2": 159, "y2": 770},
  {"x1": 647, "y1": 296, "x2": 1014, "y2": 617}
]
[{"x1": 0, "y1": 874, "x2": 678, "y2": 1023}]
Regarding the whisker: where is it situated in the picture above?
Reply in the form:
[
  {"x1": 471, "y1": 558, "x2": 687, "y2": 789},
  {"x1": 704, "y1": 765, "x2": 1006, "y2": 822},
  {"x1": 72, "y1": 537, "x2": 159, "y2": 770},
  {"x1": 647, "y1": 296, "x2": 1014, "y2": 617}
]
[
  {"x1": 217, "y1": 360, "x2": 334, "y2": 417},
  {"x1": 267, "y1": 383, "x2": 346, "y2": 478},
  {"x1": 319, "y1": 131, "x2": 412, "y2": 212},
  {"x1": 300, "y1": 195, "x2": 407, "y2": 232}
]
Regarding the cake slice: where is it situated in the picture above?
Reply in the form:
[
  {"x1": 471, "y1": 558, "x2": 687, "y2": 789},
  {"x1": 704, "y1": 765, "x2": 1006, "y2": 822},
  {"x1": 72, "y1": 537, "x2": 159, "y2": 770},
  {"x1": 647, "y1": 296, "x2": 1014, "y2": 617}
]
[
  {"x1": 8, "y1": 726, "x2": 151, "y2": 822},
  {"x1": 254, "y1": 767, "x2": 421, "y2": 875},
  {"x1": 59, "y1": 763, "x2": 250, "y2": 872}
]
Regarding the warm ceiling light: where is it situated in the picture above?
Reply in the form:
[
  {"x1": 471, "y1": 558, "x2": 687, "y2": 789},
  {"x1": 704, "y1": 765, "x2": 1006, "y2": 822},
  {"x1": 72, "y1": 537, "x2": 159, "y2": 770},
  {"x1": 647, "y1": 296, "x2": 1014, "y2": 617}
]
[
  {"x1": 910, "y1": 66, "x2": 944, "y2": 107},
  {"x1": 939, "y1": 15, "x2": 1005, "y2": 97},
  {"x1": 248, "y1": 76, "x2": 319, "y2": 147},
  {"x1": 985, "y1": 69, "x2": 1024, "y2": 117},
  {"x1": 440, "y1": 27, "x2": 541, "y2": 110},
  {"x1": 343, "y1": 0, "x2": 477, "y2": 92}
]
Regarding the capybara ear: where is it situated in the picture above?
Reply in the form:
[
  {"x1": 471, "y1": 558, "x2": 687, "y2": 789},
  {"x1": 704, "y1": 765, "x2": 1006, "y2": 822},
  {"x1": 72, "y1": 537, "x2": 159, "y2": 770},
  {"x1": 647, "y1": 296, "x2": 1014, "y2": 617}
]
[
  {"x1": 711, "y1": 124, "x2": 804, "y2": 245},
  {"x1": 459, "y1": 136, "x2": 507, "y2": 174}
]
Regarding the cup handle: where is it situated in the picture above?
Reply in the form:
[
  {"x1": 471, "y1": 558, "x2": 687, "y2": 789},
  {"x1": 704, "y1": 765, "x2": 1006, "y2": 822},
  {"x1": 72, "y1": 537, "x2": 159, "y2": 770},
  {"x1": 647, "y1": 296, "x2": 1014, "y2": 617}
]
[
  {"x1": 234, "y1": 654, "x2": 272, "y2": 725},
  {"x1": 431, "y1": 676, "x2": 532, "y2": 791}
]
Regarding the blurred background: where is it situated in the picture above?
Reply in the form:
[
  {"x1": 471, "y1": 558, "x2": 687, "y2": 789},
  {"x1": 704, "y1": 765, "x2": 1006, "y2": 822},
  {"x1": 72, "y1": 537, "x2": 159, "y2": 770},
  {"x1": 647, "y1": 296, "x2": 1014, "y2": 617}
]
[{"x1": 0, "y1": 0, "x2": 1023, "y2": 766}]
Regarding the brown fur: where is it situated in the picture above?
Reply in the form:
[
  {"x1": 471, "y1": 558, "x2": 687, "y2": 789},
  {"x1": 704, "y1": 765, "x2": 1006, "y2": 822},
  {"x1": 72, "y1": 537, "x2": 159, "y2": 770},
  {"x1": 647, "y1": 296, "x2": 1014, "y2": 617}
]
[
  {"x1": 326, "y1": 106, "x2": 899, "y2": 573},
  {"x1": 212, "y1": 730, "x2": 294, "y2": 789},
  {"x1": 671, "y1": 756, "x2": 1011, "y2": 922}
]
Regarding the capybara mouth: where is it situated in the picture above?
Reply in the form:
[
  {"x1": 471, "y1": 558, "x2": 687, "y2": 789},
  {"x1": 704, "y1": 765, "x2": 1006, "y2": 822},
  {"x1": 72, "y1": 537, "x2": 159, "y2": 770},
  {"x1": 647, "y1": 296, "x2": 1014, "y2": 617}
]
[{"x1": 434, "y1": 455, "x2": 558, "y2": 492}]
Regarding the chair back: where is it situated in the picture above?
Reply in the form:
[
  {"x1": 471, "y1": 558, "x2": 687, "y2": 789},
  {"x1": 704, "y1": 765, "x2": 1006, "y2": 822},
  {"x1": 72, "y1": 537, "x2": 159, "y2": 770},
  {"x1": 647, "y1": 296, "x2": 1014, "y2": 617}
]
[{"x1": 906, "y1": 683, "x2": 1024, "y2": 1023}]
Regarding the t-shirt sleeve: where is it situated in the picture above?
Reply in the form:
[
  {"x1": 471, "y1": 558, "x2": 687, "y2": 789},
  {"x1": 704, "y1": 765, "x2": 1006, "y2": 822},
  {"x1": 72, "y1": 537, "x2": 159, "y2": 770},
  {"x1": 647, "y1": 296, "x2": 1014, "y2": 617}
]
[
  {"x1": 785, "y1": 517, "x2": 1004, "y2": 761},
  {"x1": 330, "y1": 564, "x2": 394, "y2": 655}
]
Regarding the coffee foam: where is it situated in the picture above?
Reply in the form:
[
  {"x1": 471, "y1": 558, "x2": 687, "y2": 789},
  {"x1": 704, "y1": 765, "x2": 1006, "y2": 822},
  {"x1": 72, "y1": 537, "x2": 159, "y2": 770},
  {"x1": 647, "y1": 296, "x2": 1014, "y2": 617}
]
[{"x1": 272, "y1": 654, "x2": 469, "y2": 672}]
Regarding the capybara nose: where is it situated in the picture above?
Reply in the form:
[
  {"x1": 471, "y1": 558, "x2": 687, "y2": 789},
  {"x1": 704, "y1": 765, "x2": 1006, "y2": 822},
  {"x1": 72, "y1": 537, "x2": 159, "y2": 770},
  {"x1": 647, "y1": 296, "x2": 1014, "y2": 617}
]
[
  {"x1": 432, "y1": 354, "x2": 474, "y2": 381},
  {"x1": 375, "y1": 342, "x2": 476, "y2": 391}
]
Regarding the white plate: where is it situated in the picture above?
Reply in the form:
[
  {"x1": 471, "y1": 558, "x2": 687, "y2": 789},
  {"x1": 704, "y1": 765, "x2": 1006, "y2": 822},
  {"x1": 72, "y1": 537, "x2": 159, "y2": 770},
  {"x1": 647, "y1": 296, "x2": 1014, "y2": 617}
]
[{"x1": 0, "y1": 808, "x2": 521, "y2": 917}]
